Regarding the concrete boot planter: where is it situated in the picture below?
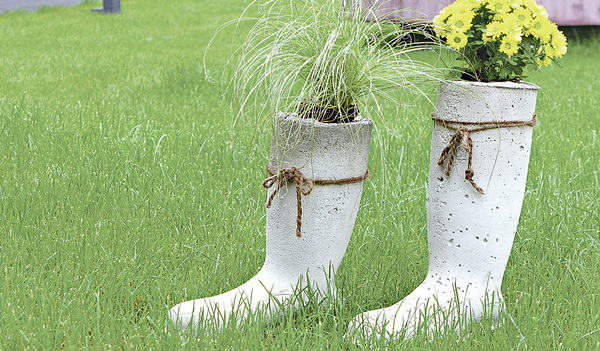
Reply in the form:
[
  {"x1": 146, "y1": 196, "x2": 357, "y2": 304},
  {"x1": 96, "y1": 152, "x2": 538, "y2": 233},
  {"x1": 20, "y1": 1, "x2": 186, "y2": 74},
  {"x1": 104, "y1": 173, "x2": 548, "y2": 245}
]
[
  {"x1": 349, "y1": 80, "x2": 538, "y2": 339},
  {"x1": 170, "y1": 113, "x2": 372, "y2": 332}
]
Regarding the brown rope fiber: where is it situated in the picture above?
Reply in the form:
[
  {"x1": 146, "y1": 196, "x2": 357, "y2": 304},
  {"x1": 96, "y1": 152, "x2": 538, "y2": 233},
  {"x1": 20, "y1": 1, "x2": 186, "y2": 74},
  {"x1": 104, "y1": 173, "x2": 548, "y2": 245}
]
[
  {"x1": 431, "y1": 113, "x2": 537, "y2": 195},
  {"x1": 263, "y1": 164, "x2": 370, "y2": 237}
]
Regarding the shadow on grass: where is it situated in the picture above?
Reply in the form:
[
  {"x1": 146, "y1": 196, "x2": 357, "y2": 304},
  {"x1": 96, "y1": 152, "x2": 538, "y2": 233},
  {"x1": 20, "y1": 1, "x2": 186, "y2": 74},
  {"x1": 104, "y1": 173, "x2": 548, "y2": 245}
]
[{"x1": 560, "y1": 26, "x2": 600, "y2": 43}]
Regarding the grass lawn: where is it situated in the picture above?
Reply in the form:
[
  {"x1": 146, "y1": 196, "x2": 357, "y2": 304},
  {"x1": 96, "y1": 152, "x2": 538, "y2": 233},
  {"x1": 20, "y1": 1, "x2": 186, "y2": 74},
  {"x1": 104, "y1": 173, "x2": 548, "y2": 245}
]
[{"x1": 0, "y1": 0, "x2": 598, "y2": 349}]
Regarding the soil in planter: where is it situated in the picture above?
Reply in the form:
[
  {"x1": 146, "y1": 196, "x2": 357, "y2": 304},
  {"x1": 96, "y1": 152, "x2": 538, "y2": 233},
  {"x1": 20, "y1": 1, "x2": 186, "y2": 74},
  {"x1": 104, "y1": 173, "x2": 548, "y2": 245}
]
[
  {"x1": 297, "y1": 101, "x2": 359, "y2": 123},
  {"x1": 459, "y1": 68, "x2": 522, "y2": 83}
]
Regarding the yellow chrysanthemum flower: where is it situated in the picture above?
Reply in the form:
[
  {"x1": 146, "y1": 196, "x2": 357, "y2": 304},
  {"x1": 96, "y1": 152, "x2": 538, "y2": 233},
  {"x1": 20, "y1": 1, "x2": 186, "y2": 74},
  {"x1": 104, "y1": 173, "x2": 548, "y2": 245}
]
[
  {"x1": 550, "y1": 31, "x2": 568, "y2": 57},
  {"x1": 446, "y1": 31, "x2": 469, "y2": 50},
  {"x1": 513, "y1": 8, "x2": 533, "y2": 27},
  {"x1": 486, "y1": 0, "x2": 508, "y2": 13},
  {"x1": 508, "y1": 0, "x2": 524, "y2": 10},
  {"x1": 531, "y1": 4, "x2": 548, "y2": 18},
  {"x1": 433, "y1": 21, "x2": 450, "y2": 38},
  {"x1": 501, "y1": 14, "x2": 523, "y2": 41},
  {"x1": 528, "y1": 15, "x2": 552, "y2": 42},
  {"x1": 499, "y1": 37, "x2": 520, "y2": 57},
  {"x1": 433, "y1": 14, "x2": 447, "y2": 37},
  {"x1": 547, "y1": 22, "x2": 561, "y2": 39},
  {"x1": 541, "y1": 43, "x2": 559, "y2": 58},
  {"x1": 449, "y1": 13, "x2": 474, "y2": 32},
  {"x1": 436, "y1": 6, "x2": 452, "y2": 23},
  {"x1": 452, "y1": 2, "x2": 477, "y2": 17},
  {"x1": 537, "y1": 55, "x2": 552, "y2": 67},
  {"x1": 484, "y1": 20, "x2": 504, "y2": 42},
  {"x1": 473, "y1": 0, "x2": 487, "y2": 9}
]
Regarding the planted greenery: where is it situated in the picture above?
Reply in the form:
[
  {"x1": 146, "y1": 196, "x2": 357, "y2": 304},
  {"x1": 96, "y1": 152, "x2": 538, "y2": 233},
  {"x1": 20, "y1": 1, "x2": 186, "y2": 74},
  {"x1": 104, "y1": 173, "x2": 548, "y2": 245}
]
[
  {"x1": 220, "y1": 0, "x2": 444, "y2": 123},
  {"x1": 433, "y1": 0, "x2": 568, "y2": 81}
]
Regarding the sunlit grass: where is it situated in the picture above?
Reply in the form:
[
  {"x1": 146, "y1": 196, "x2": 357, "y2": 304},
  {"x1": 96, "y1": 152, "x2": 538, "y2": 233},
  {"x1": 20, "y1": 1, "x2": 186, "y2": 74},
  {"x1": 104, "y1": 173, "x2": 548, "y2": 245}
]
[{"x1": 0, "y1": 0, "x2": 598, "y2": 349}]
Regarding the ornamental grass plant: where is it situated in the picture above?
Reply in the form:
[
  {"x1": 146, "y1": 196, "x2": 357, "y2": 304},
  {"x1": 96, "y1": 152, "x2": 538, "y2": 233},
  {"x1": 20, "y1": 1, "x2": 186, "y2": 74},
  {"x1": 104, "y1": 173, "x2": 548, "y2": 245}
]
[
  {"x1": 217, "y1": 0, "x2": 445, "y2": 124},
  {"x1": 433, "y1": 0, "x2": 568, "y2": 81}
]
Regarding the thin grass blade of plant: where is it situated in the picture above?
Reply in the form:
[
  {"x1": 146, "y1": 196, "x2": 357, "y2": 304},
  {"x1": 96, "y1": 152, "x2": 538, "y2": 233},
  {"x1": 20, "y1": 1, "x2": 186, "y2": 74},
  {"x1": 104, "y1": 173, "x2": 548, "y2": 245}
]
[{"x1": 206, "y1": 0, "x2": 447, "y2": 126}]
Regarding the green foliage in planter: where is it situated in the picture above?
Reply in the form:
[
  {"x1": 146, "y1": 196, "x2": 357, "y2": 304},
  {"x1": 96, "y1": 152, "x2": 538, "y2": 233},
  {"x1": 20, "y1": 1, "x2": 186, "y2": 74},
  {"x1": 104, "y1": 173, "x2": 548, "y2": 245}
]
[
  {"x1": 214, "y1": 0, "x2": 445, "y2": 123},
  {"x1": 433, "y1": 0, "x2": 568, "y2": 82}
]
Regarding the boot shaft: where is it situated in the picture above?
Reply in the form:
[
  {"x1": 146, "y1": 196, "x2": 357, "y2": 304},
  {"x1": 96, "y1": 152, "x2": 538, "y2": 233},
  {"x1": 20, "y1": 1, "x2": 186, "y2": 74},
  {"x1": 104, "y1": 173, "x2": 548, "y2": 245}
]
[
  {"x1": 264, "y1": 113, "x2": 373, "y2": 285},
  {"x1": 427, "y1": 81, "x2": 538, "y2": 288}
]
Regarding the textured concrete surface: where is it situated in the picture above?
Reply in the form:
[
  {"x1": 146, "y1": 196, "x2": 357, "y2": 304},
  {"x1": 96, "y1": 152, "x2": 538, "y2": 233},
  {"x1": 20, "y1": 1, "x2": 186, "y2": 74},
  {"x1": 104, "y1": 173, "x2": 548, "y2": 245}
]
[
  {"x1": 170, "y1": 114, "x2": 373, "y2": 331},
  {"x1": 350, "y1": 80, "x2": 539, "y2": 339},
  {"x1": 0, "y1": 0, "x2": 90, "y2": 13}
]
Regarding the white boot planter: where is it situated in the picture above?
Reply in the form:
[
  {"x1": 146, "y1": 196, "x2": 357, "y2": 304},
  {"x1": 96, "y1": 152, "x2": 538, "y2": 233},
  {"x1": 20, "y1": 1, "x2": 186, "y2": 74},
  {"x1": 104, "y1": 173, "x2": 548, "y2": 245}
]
[
  {"x1": 197, "y1": 0, "x2": 451, "y2": 337},
  {"x1": 347, "y1": 0, "x2": 567, "y2": 340},
  {"x1": 170, "y1": 113, "x2": 372, "y2": 332},
  {"x1": 350, "y1": 80, "x2": 539, "y2": 339}
]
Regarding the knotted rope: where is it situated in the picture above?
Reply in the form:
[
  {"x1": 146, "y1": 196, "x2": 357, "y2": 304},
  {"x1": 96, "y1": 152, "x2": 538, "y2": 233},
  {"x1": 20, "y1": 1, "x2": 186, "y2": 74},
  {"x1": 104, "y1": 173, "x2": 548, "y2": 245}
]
[
  {"x1": 263, "y1": 164, "x2": 370, "y2": 237},
  {"x1": 431, "y1": 113, "x2": 537, "y2": 195}
]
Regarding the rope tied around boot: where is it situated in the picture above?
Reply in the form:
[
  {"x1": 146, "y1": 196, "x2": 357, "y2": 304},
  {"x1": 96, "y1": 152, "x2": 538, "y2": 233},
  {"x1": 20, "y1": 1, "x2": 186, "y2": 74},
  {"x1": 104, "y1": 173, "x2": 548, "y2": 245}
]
[
  {"x1": 432, "y1": 113, "x2": 537, "y2": 195},
  {"x1": 263, "y1": 164, "x2": 370, "y2": 237}
]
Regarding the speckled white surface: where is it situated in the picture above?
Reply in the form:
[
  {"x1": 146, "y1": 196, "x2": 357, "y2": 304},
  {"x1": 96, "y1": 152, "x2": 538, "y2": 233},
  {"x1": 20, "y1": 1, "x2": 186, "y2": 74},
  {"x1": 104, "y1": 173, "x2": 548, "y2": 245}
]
[
  {"x1": 170, "y1": 113, "x2": 372, "y2": 332},
  {"x1": 350, "y1": 80, "x2": 539, "y2": 339}
]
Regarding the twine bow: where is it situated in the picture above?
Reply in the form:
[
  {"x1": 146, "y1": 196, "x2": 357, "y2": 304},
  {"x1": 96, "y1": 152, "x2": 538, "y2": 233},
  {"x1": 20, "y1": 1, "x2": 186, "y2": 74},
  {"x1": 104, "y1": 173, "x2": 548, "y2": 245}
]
[
  {"x1": 263, "y1": 164, "x2": 369, "y2": 237},
  {"x1": 437, "y1": 127, "x2": 483, "y2": 194},
  {"x1": 263, "y1": 167, "x2": 314, "y2": 237},
  {"x1": 432, "y1": 113, "x2": 537, "y2": 195}
]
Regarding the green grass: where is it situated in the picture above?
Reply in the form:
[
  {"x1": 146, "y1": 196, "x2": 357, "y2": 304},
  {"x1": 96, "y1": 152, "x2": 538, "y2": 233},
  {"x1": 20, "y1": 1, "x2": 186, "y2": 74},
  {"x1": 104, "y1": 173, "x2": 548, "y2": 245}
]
[{"x1": 0, "y1": 0, "x2": 598, "y2": 349}]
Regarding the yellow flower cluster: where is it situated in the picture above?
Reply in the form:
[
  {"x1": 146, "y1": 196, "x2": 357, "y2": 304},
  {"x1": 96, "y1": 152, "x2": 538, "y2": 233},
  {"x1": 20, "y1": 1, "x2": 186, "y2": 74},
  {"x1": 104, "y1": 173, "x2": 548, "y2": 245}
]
[{"x1": 433, "y1": 0, "x2": 567, "y2": 67}]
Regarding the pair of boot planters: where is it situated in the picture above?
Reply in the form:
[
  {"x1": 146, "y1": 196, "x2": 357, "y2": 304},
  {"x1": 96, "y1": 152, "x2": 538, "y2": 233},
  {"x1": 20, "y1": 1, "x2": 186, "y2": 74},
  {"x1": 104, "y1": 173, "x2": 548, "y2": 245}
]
[{"x1": 170, "y1": 80, "x2": 539, "y2": 339}]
